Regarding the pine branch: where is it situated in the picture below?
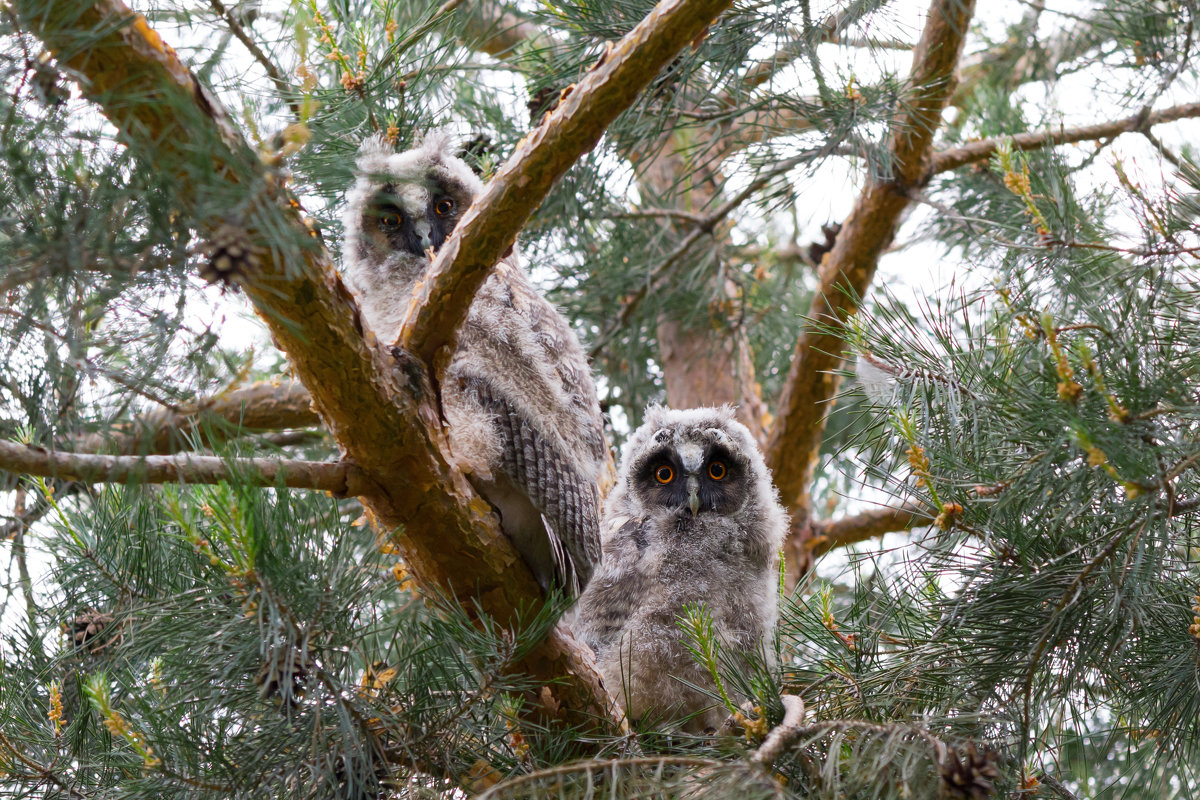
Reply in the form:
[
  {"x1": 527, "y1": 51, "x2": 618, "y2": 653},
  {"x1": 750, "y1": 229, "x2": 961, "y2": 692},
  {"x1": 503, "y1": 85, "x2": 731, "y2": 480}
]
[
  {"x1": 397, "y1": 0, "x2": 738, "y2": 367},
  {"x1": 588, "y1": 155, "x2": 804, "y2": 360},
  {"x1": 733, "y1": 10, "x2": 853, "y2": 99},
  {"x1": 807, "y1": 501, "x2": 928, "y2": 557},
  {"x1": 0, "y1": 439, "x2": 355, "y2": 492},
  {"x1": 73, "y1": 380, "x2": 320, "y2": 456},
  {"x1": 763, "y1": 0, "x2": 976, "y2": 574},
  {"x1": 0, "y1": 731, "x2": 89, "y2": 799},
  {"x1": 929, "y1": 101, "x2": 1200, "y2": 174},
  {"x1": 13, "y1": 0, "x2": 615, "y2": 731}
]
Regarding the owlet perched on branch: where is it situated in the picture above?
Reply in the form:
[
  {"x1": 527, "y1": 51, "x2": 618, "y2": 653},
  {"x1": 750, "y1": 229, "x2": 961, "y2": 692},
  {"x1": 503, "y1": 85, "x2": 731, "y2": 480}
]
[
  {"x1": 576, "y1": 406, "x2": 787, "y2": 732},
  {"x1": 341, "y1": 132, "x2": 606, "y2": 594}
]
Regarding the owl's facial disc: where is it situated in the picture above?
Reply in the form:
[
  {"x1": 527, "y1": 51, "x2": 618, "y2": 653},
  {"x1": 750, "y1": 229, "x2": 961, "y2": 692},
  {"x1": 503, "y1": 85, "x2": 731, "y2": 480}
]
[
  {"x1": 634, "y1": 441, "x2": 747, "y2": 518},
  {"x1": 368, "y1": 174, "x2": 469, "y2": 260}
]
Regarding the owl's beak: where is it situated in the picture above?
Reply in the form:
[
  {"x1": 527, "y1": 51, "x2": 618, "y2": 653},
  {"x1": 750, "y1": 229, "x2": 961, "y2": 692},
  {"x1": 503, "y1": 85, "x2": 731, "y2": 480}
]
[
  {"x1": 414, "y1": 220, "x2": 433, "y2": 251},
  {"x1": 687, "y1": 475, "x2": 700, "y2": 516}
]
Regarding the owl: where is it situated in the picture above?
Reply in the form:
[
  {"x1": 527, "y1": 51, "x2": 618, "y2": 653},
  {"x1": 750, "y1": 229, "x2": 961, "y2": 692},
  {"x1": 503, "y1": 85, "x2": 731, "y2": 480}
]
[
  {"x1": 575, "y1": 406, "x2": 787, "y2": 732},
  {"x1": 341, "y1": 132, "x2": 606, "y2": 594}
]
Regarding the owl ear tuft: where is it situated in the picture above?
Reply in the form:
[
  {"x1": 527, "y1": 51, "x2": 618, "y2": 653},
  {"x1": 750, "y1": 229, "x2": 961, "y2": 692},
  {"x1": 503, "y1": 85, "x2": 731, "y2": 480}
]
[
  {"x1": 355, "y1": 133, "x2": 395, "y2": 173},
  {"x1": 357, "y1": 133, "x2": 393, "y2": 158},
  {"x1": 417, "y1": 128, "x2": 459, "y2": 163}
]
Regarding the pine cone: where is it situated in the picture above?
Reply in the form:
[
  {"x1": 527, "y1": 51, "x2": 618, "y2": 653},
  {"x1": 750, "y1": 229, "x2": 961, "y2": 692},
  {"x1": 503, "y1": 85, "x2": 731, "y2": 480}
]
[
  {"x1": 65, "y1": 608, "x2": 117, "y2": 653},
  {"x1": 940, "y1": 744, "x2": 1000, "y2": 800},
  {"x1": 199, "y1": 224, "x2": 261, "y2": 288},
  {"x1": 256, "y1": 646, "x2": 312, "y2": 708}
]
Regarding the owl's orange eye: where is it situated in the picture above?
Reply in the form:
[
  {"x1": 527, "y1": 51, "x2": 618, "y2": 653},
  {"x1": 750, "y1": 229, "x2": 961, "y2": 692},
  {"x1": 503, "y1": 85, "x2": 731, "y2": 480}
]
[
  {"x1": 380, "y1": 212, "x2": 401, "y2": 227},
  {"x1": 435, "y1": 198, "x2": 454, "y2": 216},
  {"x1": 708, "y1": 461, "x2": 726, "y2": 480},
  {"x1": 655, "y1": 466, "x2": 674, "y2": 484}
]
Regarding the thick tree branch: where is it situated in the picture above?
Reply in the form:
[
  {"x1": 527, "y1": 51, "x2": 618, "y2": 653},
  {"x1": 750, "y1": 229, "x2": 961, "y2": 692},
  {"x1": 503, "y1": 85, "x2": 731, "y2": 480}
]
[
  {"x1": 0, "y1": 440, "x2": 355, "y2": 492},
  {"x1": 14, "y1": 0, "x2": 618, "y2": 729},
  {"x1": 75, "y1": 380, "x2": 320, "y2": 455},
  {"x1": 807, "y1": 502, "x2": 928, "y2": 557},
  {"x1": 398, "y1": 0, "x2": 736, "y2": 367},
  {"x1": 930, "y1": 100, "x2": 1200, "y2": 174},
  {"x1": 764, "y1": 0, "x2": 976, "y2": 579}
]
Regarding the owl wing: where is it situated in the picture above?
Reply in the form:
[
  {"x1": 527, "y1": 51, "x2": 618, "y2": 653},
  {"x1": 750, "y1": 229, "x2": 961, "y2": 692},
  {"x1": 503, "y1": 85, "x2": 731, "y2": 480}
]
[
  {"x1": 576, "y1": 516, "x2": 650, "y2": 655},
  {"x1": 468, "y1": 380, "x2": 601, "y2": 593}
]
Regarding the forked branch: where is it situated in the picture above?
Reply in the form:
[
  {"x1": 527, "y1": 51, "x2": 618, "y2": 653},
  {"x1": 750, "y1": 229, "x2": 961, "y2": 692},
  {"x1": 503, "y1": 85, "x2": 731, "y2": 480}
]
[
  {"x1": 15, "y1": 0, "x2": 740, "y2": 733},
  {"x1": 399, "y1": 0, "x2": 738, "y2": 367}
]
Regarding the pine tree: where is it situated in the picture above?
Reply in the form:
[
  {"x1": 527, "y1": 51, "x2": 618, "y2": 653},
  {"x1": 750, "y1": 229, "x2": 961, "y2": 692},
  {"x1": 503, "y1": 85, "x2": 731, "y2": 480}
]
[{"x1": 2, "y1": 0, "x2": 1199, "y2": 796}]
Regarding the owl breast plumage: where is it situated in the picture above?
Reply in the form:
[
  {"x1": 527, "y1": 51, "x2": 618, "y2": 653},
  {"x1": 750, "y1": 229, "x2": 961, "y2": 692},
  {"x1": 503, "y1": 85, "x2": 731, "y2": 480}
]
[
  {"x1": 575, "y1": 405, "x2": 787, "y2": 732},
  {"x1": 341, "y1": 132, "x2": 605, "y2": 593}
]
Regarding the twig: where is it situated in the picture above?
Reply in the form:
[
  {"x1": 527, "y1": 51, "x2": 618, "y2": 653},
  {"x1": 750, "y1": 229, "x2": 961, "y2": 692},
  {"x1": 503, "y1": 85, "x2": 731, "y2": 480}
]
[
  {"x1": 206, "y1": 0, "x2": 300, "y2": 118},
  {"x1": 398, "y1": 0, "x2": 738, "y2": 368},
  {"x1": 0, "y1": 731, "x2": 89, "y2": 798},
  {"x1": 808, "y1": 501, "x2": 928, "y2": 557},
  {"x1": 1141, "y1": 128, "x2": 1184, "y2": 170},
  {"x1": 751, "y1": 694, "x2": 806, "y2": 767},
  {"x1": 929, "y1": 101, "x2": 1200, "y2": 174},
  {"x1": 479, "y1": 757, "x2": 720, "y2": 799},
  {"x1": 1039, "y1": 772, "x2": 1080, "y2": 800},
  {"x1": 602, "y1": 208, "x2": 708, "y2": 223},
  {"x1": 0, "y1": 440, "x2": 357, "y2": 494},
  {"x1": 8, "y1": 486, "x2": 40, "y2": 646},
  {"x1": 1019, "y1": 517, "x2": 1148, "y2": 754}
]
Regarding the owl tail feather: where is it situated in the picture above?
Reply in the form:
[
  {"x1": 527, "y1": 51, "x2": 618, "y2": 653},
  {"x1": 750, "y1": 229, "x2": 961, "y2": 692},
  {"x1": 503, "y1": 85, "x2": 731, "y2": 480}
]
[{"x1": 542, "y1": 514, "x2": 581, "y2": 598}]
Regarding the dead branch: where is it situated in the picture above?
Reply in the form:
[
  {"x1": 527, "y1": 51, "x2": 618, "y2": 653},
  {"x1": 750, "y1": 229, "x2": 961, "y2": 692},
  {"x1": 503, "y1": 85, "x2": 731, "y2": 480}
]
[
  {"x1": 14, "y1": 0, "x2": 616, "y2": 730},
  {"x1": 0, "y1": 440, "x2": 356, "y2": 492},
  {"x1": 808, "y1": 502, "x2": 928, "y2": 557},
  {"x1": 930, "y1": 101, "x2": 1200, "y2": 174},
  {"x1": 74, "y1": 380, "x2": 320, "y2": 456},
  {"x1": 763, "y1": 0, "x2": 976, "y2": 580},
  {"x1": 398, "y1": 0, "x2": 737, "y2": 368}
]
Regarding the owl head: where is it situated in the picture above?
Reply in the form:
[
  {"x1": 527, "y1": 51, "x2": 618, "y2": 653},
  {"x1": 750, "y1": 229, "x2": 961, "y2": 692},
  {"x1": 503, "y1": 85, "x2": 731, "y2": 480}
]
[
  {"x1": 620, "y1": 405, "x2": 779, "y2": 520},
  {"x1": 341, "y1": 131, "x2": 484, "y2": 336}
]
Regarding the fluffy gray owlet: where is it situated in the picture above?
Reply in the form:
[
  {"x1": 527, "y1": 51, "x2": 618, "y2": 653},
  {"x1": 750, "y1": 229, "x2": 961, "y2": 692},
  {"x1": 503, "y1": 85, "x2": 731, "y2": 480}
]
[
  {"x1": 341, "y1": 132, "x2": 606, "y2": 593},
  {"x1": 575, "y1": 406, "x2": 787, "y2": 732}
]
